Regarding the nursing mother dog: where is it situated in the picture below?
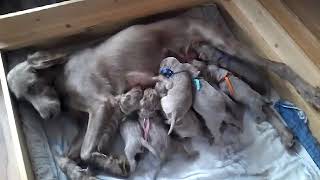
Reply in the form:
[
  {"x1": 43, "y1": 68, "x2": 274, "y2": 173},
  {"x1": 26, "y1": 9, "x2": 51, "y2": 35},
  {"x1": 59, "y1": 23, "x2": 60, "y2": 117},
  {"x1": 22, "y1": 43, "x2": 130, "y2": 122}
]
[{"x1": 7, "y1": 9, "x2": 319, "y2": 177}]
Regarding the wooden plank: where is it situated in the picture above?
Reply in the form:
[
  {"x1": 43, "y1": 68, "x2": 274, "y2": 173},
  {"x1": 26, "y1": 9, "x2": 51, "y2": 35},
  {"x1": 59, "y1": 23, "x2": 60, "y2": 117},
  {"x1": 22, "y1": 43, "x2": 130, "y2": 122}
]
[
  {"x1": 0, "y1": 88, "x2": 22, "y2": 180},
  {"x1": 217, "y1": 0, "x2": 320, "y2": 140},
  {"x1": 219, "y1": 0, "x2": 320, "y2": 86},
  {"x1": 283, "y1": 0, "x2": 320, "y2": 41},
  {"x1": 0, "y1": 0, "x2": 209, "y2": 50},
  {"x1": 259, "y1": 0, "x2": 320, "y2": 69},
  {"x1": 0, "y1": 53, "x2": 33, "y2": 180}
]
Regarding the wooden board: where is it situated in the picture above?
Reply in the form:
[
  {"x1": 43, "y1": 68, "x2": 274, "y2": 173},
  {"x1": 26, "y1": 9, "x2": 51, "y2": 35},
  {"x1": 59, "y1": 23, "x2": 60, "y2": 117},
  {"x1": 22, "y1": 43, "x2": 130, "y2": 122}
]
[
  {"x1": 283, "y1": 0, "x2": 320, "y2": 41},
  {"x1": 259, "y1": 0, "x2": 320, "y2": 69},
  {"x1": 217, "y1": 0, "x2": 320, "y2": 140},
  {"x1": 0, "y1": 0, "x2": 209, "y2": 50},
  {"x1": 0, "y1": 53, "x2": 33, "y2": 180},
  {"x1": 0, "y1": 87, "x2": 22, "y2": 180}
]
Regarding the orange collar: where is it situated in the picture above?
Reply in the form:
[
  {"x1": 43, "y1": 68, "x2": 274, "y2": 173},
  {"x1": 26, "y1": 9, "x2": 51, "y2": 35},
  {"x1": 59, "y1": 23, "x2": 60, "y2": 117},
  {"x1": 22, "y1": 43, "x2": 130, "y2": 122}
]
[{"x1": 219, "y1": 72, "x2": 235, "y2": 96}]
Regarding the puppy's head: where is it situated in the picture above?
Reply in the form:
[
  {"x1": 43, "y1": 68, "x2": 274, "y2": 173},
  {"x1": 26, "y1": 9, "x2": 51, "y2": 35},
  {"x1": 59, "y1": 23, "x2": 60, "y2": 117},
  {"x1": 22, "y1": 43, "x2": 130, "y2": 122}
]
[
  {"x1": 119, "y1": 87, "x2": 143, "y2": 114},
  {"x1": 7, "y1": 61, "x2": 61, "y2": 120},
  {"x1": 207, "y1": 64, "x2": 228, "y2": 81},
  {"x1": 191, "y1": 60, "x2": 206, "y2": 71},
  {"x1": 160, "y1": 57, "x2": 181, "y2": 69},
  {"x1": 181, "y1": 63, "x2": 200, "y2": 77},
  {"x1": 140, "y1": 88, "x2": 161, "y2": 111}
]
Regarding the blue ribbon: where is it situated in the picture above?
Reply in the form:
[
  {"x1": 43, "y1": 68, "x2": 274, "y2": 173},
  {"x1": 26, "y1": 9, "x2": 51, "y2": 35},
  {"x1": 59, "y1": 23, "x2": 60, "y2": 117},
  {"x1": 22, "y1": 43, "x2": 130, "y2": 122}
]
[{"x1": 193, "y1": 78, "x2": 202, "y2": 91}]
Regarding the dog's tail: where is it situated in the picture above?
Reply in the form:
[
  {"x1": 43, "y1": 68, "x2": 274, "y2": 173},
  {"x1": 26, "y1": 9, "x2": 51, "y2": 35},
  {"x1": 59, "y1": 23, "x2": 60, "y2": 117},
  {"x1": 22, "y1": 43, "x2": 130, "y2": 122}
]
[{"x1": 140, "y1": 138, "x2": 158, "y2": 158}]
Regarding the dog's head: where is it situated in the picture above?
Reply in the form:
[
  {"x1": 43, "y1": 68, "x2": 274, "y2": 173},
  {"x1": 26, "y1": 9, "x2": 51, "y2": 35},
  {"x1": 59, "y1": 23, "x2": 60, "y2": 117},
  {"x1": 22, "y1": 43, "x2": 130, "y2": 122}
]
[
  {"x1": 7, "y1": 51, "x2": 67, "y2": 120},
  {"x1": 119, "y1": 87, "x2": 143, "y2": 114}
]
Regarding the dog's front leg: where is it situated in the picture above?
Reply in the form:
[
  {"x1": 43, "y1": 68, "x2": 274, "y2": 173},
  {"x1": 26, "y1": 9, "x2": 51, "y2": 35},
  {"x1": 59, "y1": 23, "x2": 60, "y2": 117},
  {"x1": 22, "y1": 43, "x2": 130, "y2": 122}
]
[
  {"x1": 80, "y1": 100, "x2": 129, "y2": 176},
  {"x1": 80, "y1": 101, "x2": 114, "y2": 161},
  {"x1": 67, "y1": 123, "x2": 86, "y2": 161}
]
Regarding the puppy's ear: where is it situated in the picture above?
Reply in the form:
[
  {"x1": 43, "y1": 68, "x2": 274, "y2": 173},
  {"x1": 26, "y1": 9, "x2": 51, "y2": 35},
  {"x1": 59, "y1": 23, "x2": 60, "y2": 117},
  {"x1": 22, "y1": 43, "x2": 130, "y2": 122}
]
[{"x1": 27, "y1": 51, "x2": 68, "y2": 69}]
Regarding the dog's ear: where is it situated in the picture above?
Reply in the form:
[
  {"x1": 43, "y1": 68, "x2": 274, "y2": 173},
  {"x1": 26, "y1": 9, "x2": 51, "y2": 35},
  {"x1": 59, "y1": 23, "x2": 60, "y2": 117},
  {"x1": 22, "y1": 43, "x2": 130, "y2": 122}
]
[{"x1": 27, "y1": 51, "x2": 68, "y2": 69}]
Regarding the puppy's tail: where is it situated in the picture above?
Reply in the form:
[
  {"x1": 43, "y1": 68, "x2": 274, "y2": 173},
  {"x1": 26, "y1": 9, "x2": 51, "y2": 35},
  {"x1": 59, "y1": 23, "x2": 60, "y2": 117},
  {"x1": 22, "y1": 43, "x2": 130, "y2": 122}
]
[
  {"x1": 167, "y1": 118, "x2": 176, "y2": 135},
  {"x1": 140, "y1": 138, "x2": 158, "y2": 158},
  {"x1": 263, "y1": 105, "x2": 295, "y2": 149}
]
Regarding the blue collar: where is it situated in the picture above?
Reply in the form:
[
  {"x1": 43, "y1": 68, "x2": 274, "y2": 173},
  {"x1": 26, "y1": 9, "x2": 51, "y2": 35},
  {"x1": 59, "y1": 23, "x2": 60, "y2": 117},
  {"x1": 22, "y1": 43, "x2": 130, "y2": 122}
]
[{"x1": 160, "y1": 67, "x2": 202, "y2": 90}]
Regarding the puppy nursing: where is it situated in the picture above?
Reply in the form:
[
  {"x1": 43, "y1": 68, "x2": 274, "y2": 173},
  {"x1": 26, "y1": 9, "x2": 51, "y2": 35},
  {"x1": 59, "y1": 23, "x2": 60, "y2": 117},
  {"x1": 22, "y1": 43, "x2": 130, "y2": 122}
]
[
  {"x1": 207, "y1": 64, "x2": 267, "y2": 122},
  {"x1": 154, "y1": 57, "x2": 200, "y2": 135},
  {"x1": 120, "y1": 87, "x2": 197, "y2": 173},
  {"x1": 192, "y1": 77, "x2": 242, "y2": 144},
  {"x1": 138, "y1": 88, "x2": 172, "y2": 161}
]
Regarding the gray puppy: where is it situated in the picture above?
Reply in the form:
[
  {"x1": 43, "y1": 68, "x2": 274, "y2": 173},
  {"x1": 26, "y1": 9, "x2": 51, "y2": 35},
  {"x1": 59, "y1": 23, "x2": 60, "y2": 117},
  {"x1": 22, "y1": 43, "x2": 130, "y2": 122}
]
[
  {"x1": 194, "y1": 44, "x2": 271, "y2": 95},
  {"x1": 173, "y1": 110, "x2": 204, "y2": 138},
  {"x1": 155, "y1": 80, "x2": 204, "y2": 138},
  {"x1": 207, "y1": 64, "x2": 267, "y2": 122},
  {"x1": 139, "y1": 88, "x2": 197, "y2": 161},
  {"x1": 192, "y1": 78, "x2": 242, "y2": 145},
  {"x1": 154, "y1": 57, "x2": 199, "y2": 135},
  {"x1": 98, "y1": 86, "x2": 144, "y2": 153},
  {"x1": 191, "y1": 60, "x2": 294, "y2": 148},
  {"x1": 119, "y1": 118, "x2": 144, "y2": 173}
]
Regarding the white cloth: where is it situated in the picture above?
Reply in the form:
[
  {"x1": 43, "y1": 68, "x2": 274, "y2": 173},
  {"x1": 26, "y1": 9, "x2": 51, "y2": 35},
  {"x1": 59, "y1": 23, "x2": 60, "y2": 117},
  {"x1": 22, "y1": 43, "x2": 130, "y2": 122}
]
[
  {"x1": 19, "y1": 101, "x2": 319, "y2": 180},
  {"x1": 44, "y1": 110, "x2": 320, "y2": 180}
]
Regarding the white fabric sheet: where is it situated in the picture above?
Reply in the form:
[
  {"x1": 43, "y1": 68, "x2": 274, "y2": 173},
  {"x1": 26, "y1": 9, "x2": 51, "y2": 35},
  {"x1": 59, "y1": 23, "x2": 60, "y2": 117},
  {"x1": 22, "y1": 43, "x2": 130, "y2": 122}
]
[{"x1": 44, "y1": 111, "x2": 320, "y2": 180}]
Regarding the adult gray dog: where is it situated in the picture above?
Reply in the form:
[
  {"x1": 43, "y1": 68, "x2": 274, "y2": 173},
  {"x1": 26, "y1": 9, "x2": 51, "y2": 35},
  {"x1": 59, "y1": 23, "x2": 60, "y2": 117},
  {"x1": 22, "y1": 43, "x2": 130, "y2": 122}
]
[{"x1": 7, "y1": 8, "x2": 320, "y2": 177}]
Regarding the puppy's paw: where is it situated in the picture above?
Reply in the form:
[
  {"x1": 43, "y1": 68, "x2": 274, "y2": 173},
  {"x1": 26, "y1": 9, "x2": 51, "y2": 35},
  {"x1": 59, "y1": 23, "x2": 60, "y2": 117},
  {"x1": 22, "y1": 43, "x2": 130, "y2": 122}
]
[
  {"x1": 187, "y1": 150, "x2": 200, "y2": 160},
  {"x1": 311, "y1": 87, "x2": 320, "y2": 110},
  {"x1": 208, "y1": 137, "x2": 215, "y2": 146},
  {"x1": 280, "y1": 130, "x2": 295, "y2": 149},
  {"x1": 89, "y1": 152, "x2": 129, "y2": 177},
  {"x1": 255, "y1": 113, "x2": 267, "y2": 124},
  {"x1": 56, "y1": 156, "x2": 98, "y2": 180}
]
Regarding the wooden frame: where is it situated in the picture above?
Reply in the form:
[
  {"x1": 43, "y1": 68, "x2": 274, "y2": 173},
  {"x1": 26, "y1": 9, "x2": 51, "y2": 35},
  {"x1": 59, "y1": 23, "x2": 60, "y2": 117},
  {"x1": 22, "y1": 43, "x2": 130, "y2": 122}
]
[
  {"x1": 0, "y1": 54, "x2": 32, "y2": 180},
  {"x1": 0, "y1": 0, "x2": 209, "y2": 50},
  {"x1": 217, "y1": 0, "x2": 320, "y2": 139},
  {"x1": 0, "y1": 0, "x2": 319, "y2": 179}
]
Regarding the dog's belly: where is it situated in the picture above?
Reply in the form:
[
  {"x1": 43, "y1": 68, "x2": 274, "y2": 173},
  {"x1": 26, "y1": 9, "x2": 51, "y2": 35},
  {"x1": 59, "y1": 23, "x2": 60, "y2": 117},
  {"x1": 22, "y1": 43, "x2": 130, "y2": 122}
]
[{"x1": 61, "y1": 17, "x2": 195, "y2": 100}]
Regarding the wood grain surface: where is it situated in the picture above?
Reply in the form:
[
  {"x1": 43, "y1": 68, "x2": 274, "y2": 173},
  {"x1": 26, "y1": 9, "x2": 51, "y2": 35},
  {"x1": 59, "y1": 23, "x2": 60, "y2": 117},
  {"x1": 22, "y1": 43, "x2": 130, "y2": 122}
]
[{"x1": 0, "y1": 86, "x2": 22, "y2": 180}]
